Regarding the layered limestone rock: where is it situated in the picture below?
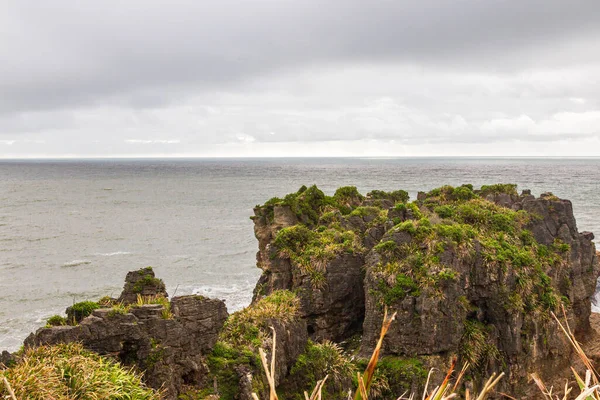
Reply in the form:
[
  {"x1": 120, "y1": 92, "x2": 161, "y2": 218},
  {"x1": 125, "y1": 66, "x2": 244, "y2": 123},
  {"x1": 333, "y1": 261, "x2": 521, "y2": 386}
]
[
  {"x1": 252, "y1": 184, "x2": 600, "y2": 396},
  {"x1": 118, "y1": 266, "x2": 168, "y2": 303},
  {"x1": 25, "y1": 269, "x2": 228, "y2": 399}
]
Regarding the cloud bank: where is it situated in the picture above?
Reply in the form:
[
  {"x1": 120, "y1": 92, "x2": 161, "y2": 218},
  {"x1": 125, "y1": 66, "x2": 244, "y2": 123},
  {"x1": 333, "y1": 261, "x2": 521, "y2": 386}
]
[{"x1": 1, "y1": 0, "x2": 599, "y2": 157}]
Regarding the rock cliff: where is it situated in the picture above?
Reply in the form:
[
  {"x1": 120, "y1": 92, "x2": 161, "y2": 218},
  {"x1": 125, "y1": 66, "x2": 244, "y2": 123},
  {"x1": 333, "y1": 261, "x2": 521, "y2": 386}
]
[{"x1": 252, "y1": 184, "x2": 600, "y2": 396}]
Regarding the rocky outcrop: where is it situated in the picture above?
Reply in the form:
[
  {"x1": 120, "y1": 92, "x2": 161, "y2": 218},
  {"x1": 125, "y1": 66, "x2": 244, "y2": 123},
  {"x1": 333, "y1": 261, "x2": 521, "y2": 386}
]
[
  {"x1": 252, "y1": 184, "x2": 600, "y2": 396},
  {"x1": 25, "y1": 274, "x2": 228, "y2": 399},
  {"x1": 118, "y1": 266, "x2": 168, "y2": 303},
  {"x1": 252, "y1": 187, "x2": 368, "y2": 341}
]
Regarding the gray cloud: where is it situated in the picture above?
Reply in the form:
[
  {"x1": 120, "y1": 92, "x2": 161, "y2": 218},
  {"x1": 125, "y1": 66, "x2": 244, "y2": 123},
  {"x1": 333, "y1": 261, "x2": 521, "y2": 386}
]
[{"x1": 1, "y1": 0, "x2": 600, "y2": 156}]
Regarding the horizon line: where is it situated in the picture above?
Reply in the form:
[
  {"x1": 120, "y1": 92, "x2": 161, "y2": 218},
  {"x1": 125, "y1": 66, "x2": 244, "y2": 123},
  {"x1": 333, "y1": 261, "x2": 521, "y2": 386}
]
[{"x1": 1, "y1": 155, "x2": 599, "y2": 161}]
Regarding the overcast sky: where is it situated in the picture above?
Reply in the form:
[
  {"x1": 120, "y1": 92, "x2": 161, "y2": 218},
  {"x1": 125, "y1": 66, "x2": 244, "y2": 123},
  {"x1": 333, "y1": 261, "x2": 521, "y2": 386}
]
[{"x1": 1, "y1": 0, "x2": 599, "y2": 157}]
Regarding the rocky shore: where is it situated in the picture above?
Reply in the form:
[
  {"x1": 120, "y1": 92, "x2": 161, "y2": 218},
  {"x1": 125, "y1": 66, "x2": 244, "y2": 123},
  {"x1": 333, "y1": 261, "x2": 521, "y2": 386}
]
[{"x1": 2, "y1": 184, "x2": 599, "y2": 399}]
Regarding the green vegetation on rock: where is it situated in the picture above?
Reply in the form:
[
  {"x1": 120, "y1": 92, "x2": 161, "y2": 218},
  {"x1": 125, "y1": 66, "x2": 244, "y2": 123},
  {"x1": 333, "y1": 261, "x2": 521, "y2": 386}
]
[
  {"x1": 460, "y1": 320, "x2": 500, "y2": 369},
  {"x1": 45, "y1": 315, "x2": 67, "y2": 327},
  {"x1": 479, "y1": 183, "x2": 518, "y2": 197},
  {"x1": 370, "y1": 184, "x2": 567, "y2": 316},
  {"x1": 132, "y1": 268, "x2": 164, "y2": 294},
  {"x1": 274, "y1": 224, "x2": 363, "y2": 288},
  {"x1": 202, "y1": 291, "x2": 300, "y2": 399},
  {"x1": 283, "y1": 340, "x2": 356, "y2": 400},
  {"x1": 221, "y1": 290, "x2": 299, "y2": 348},
  {"x1": 67, "y1": 300, "x2": 100, "y2": 324},
  {"x1": 353, "y1": 356, "x2": 428, "y2": 399},
  {"x1": 367, "y1": 189, "x2": 409, "y2": 203}
]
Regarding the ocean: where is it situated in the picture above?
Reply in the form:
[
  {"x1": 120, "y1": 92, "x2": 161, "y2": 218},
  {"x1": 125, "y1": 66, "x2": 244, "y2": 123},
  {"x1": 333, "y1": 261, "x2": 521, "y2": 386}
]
[{"x1": 1, "y1": 157, "x2": 599, "y2": 351}]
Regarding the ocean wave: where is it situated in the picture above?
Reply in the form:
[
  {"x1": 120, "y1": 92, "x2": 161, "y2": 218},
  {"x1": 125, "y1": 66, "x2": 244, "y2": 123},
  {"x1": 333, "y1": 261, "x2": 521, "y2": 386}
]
[
  {"x1": 191, "y1": 282, "x2": 255, "y2": 311},
  {"x1": 62, "y1": 259, "x2": 92, "y2": 268},
  {"x1": 93, "y1": 251, "x2": 132, "y2": 256}
]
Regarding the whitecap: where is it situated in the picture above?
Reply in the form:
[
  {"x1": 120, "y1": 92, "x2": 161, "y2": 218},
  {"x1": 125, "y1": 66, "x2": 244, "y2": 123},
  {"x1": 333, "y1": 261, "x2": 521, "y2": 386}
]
[
  {"x1": 93, "y1": 251, "x2": 132, "y2": 256},
  {"x1": 192, "y1": 281, "x2": 255, "y2": 311},
  {"x1": 62, "y1": 259, "x2": 92, "y2": 268},
  {"x1": 591, "y1": 278, "x2": 600, "y2": 314}
]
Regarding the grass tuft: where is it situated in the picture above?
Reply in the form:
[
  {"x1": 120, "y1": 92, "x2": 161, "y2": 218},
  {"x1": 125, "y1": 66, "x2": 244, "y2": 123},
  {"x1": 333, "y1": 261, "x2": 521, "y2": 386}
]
[{"x1": 0, "y1": 343, "x2": 159, "y2": 399}]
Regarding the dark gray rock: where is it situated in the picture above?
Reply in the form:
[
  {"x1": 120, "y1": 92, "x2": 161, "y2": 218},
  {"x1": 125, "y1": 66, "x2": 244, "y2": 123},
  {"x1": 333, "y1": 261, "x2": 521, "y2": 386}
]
[
  {"x1": 118, "y1": 267, "x2": 168, "y2": 304},
  {"x1": 25, "y1": 294, "x2": 228, "y2": 399},
  {"x1": 0, "y1": 350, "x2": 16, "y2": 368}
]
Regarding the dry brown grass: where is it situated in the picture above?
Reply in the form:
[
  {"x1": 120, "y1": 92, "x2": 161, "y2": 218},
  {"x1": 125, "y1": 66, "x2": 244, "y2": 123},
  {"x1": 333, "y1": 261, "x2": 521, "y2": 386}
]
[
  {"x1": 0, "y1": 343, "x2": 159, "y2": 399},
  {"x1": 531, "y1": 306, "x2": 600, "y2": 400}
]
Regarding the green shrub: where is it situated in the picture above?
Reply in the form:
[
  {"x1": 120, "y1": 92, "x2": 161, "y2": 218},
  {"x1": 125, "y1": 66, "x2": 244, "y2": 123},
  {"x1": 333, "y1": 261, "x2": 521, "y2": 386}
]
[
  {"x1": 405, "y1": 203, "x2": 423, "y2": 219},
  {"x1": 479, "y1": 183, "x2": 518, "y2": 197},
  {"x1": 286, "y1": 340, "x2": 356, "y2": 399},
  {"x1": 434, "y1": 205, "x2": 454, "y2": 218},
  {"x1": 452, "y1": 186, "x2": 476, "y2": 201},
  {"x1": 46, "y1": 315, "x2": 67, "y2": 327},
  {"x1": 367, "y1": 189, "x2": 409, "y2": 203},
  {"x1": 333, "y1": 186, "x2": 364, "y2": 204},
  {"x1": 380, "y1": 274, "x2": 421, "y2": 305},
  {"x1": 67, "y1": 301, "x2": 100, "y2": 324},
  {"x1": 394, "y1": 203, "x2": 407, "y2": 212},
  {"x1": 359, "y1": 357, "x2": 428, "y2": 398},
  {"x1": 131, "y1": 269, "x2": 164, "y2": 294},
  {"x1": 220, "y1": 290, "x2": 300, "y2": 348}
]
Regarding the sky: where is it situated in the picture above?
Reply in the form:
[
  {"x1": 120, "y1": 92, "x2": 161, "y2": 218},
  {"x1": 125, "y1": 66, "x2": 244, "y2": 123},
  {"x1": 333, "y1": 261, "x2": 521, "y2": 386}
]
[{"x1": 1, "y1": 0, "x2": 600, "y2": 158}]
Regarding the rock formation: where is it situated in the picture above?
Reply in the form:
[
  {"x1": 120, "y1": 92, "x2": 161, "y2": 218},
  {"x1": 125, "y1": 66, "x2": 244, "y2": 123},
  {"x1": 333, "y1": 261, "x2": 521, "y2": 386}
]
[
  {"x1": 118, "y1": 266, "x2": 168, "y2": 303},
  {"x1": 252, "y1": 184, "x2": 600, "y2": 396},
  {"x1": 25, "y1": 268, "x2": 227, "y2": 398}
]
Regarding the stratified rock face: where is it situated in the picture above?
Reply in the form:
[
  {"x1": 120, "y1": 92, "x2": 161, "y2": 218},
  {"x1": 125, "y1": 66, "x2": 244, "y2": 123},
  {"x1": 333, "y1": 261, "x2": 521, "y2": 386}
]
[
  {"x1": 25, "y1": 294, "x2": 228, "y2": 399},
  {"x1": 252, "y1": 184, "x2": 600, "y2": 395},
  {"x1": 236, "y1": 319, "x2": 309, "y2": 400},
  {"x1": 204, "y1": 289, "x2": 308, "y2": 400},
  {"x1": 118, "y1": 267, "x2": 168, "y2": 303},
  {"x1": 252, "y1": 186, "x2": 369, "y2": 341}
]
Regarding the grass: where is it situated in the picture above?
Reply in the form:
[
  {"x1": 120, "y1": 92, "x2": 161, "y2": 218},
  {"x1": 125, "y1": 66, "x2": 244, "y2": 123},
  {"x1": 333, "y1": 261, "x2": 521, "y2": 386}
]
[
  {"x1": 459, "y1": 320, "x2": 500, "y2": 369},
  {"x1": 0, "y1": 343, "x2": 159, "y2": 399},
  {"x1": 370, "y1": 184, "x2": 568, "y2": 316},
  {"x1": 107, "y1": 303, "x2": 131, "y2": 317},
  {"x1": 220, "y1": 290, "x2": 300, "y2": 348},
  {"x1": 532, "y1": 306, "x2": 600, "y2": 400},
  {"x1": 131, "y1": 269, "x2": 164, "y2": 294},
  {"x1": 67, "y1": 301, "x2": 100, "y2": 324},
  {"x1": 285, "y1": 340, "x2": 357, "y2": 399},
  {"x1": 135, "y1": 294, "x2": 172, "y2": 319},
  {"x1": 201, "y1": 291, "x2": 301, "y2": 399},
  {"x1": 273, "y1": 224, "x2": 363, "y2": 288}
]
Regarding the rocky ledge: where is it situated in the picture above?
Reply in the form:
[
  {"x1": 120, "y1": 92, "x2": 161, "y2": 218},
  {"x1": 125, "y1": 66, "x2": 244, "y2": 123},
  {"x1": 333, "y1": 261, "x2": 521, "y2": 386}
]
[{"x1": 3, "y1": 184, "x2": 599, "y2": 400}]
